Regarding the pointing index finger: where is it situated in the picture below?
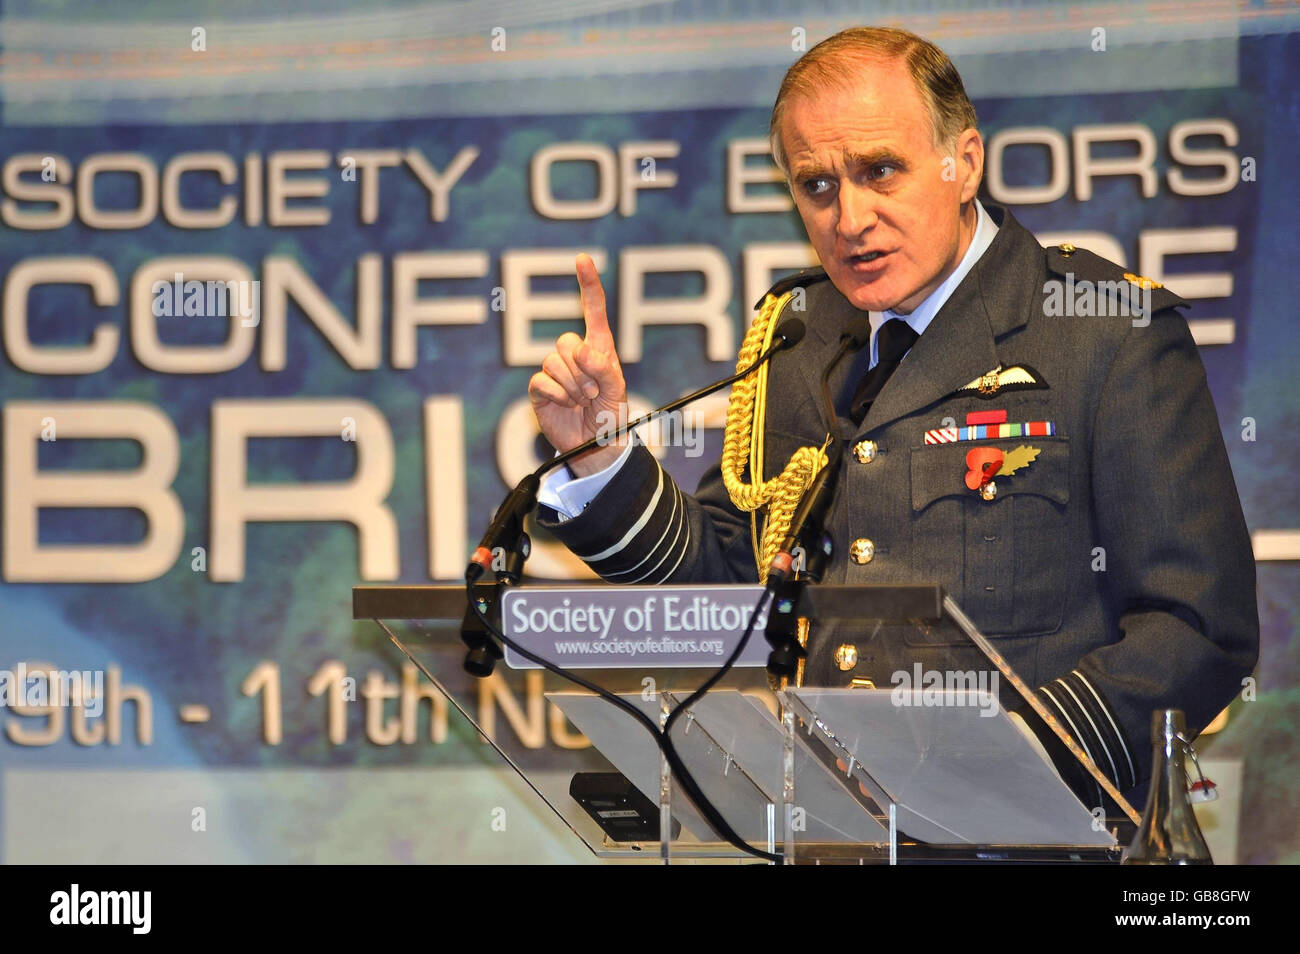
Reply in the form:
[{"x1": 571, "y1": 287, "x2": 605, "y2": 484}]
[{"x1": 575, "y1": 253, "x2": 613, "y2": 350}]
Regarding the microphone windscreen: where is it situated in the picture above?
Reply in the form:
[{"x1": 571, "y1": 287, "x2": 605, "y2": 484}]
[
  {"x1": 775, "y1": 318, "x2": 806, "y2": 348},
  {"x1": 842, "y1": 316, "x2": 871, "y2": 350}
]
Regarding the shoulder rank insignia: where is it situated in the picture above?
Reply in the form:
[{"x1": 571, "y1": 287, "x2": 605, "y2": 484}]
[
  {"x1": 1122, "y1": 271, "x2": 1164, "y2": 290},
  {"x1": 1045, "y1": 244, "x2": 1186, "y2": 314},
  {"x1": 953, "y1": 363, "x2": 1048, "y2": 399}
]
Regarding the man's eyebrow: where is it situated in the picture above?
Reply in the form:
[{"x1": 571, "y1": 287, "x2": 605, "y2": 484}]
[
  {"x1": 790, "y1": 149, "x2": 908, "y2": 180},
  {"x1": 789, "y1": 161, "x2": 826, "y2": 181},
  {"x1": 846, "y1": 149, "x2": 908, "y2": 168}
]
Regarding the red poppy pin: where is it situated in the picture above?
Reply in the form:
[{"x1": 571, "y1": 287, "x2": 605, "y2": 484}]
[{"x1": 965, "y1": 447, "x2": 1003, "y2": 490}]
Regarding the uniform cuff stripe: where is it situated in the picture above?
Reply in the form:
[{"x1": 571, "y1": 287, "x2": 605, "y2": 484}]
[
  {"x1": 656, "y1": 496, "x2": 692, "y2": 583},
  {"x1": 575, "y1": 460, "x2": 666, "y2": 563},
  {"x1": 1070, "y1": 669, "x2": 1137, "y2": 788},
  {"x1": 1054, "y1": 677, "x2": 1120, "y2": 785},
  {"x1": 623, "y1": 486, "x2": 689, "y2": 584},
  {"x1": 604, "y1": 481, "x2": 682, "y2": 582},
  {"x1": 1059, "y1": 671, "x2": 1132, "y2": 790},
  {"x1": 1039, "y1": 685, "x2": 1100, "y2": 776}
]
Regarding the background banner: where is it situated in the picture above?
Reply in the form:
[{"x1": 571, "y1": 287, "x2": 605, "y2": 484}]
[{"x1": 1, "y1": 0, "x2": 1296, "y2": 863}]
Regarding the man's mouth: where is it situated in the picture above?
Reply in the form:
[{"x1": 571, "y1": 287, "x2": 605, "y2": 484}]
[{"x1": 846, "y1": 250, "x2": 891, "y2": 269}]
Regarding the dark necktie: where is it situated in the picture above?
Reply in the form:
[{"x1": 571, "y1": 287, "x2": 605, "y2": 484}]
[{"x1": 849, "y1": 317, "x2": 919, "y2": 425}]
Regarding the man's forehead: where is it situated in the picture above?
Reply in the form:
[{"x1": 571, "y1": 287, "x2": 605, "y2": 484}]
[
  {"x1": 779, "y1": 60, "x2": 931, "y2": 159},
  {"x1": 782, "y1": 99, "x2": 930, "y2": 171}
]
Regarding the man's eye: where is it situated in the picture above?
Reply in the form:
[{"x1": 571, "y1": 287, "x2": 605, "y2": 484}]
[
  {"x1": 802, "y1": 177, "x2": 832, "y2": 197},
  {"x1": 869, "y1": 163, "x2": 898, "y2": 180}
]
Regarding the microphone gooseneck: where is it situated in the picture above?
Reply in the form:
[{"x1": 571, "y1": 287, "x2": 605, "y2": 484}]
[{"x1": 763, "y1": 315, "x2": 872, "y2": 680}]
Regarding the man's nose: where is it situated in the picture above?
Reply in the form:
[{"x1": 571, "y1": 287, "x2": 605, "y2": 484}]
[{"x1": 836, "y1": 183, "x2": 879, "y2": 241}]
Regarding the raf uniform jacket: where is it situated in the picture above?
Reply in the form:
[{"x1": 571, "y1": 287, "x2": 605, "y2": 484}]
[{"x1": 538, "y1": 202, "x2": 1259, "y2": 808}]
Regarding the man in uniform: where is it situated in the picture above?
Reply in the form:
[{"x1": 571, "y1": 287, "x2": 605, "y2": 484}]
[{"x1": 524, "y1": 27, "x2": 1258, "y2": 809}]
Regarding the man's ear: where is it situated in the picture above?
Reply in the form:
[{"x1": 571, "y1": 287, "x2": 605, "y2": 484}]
[{"x1": 955, "y1": 128, "x2": 984, "y2": 204}]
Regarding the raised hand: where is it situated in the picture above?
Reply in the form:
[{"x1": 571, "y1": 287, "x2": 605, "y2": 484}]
[{"x1": 528, "y1": 253, "x2": 629, "y2": 477}]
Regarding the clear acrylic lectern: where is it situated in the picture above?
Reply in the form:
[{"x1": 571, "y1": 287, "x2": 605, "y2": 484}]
[{"x1": 353, "y1": 583, "x2": 1133, "y2": 863}]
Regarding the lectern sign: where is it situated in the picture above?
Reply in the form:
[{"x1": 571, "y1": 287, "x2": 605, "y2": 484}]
[{"x1": 500, "y1": 585, "x2": 771, "y2": 670}]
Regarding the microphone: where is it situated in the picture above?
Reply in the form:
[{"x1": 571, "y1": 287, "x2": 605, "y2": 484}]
[
  {"x1": 465, "y1": 473, "x2": 539, "y2": 584},
  {"x1": 466, "y1": 317, "x2": 808, "y2": 583}
]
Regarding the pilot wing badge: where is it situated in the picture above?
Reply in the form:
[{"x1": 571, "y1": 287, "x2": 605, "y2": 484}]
[{"x1": 954, "y1": 364, "x2": 1048, "y2": 399}]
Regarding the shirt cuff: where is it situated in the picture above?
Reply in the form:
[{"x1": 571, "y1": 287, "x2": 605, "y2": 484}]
[{"x1": 537, "y1": 441, "x2": 636, "y2": 520}]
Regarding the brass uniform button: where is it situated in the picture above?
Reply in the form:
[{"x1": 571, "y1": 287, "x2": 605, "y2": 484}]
[
  {"x1": 1058, "y1": 242, "x2": 1075, "y2": 256},
  {"x1": 834, "y1": 643, "x2": 859, "y2": 671},
  {"x1": 980, "y1": 481, "x2": 997, "y2": 501},
  {"x1": 853, "y1": 439, "x2": 877, "y2": 463},
  {"x1": 850, "y1": 538, "x2": 875, "y2": 564}
]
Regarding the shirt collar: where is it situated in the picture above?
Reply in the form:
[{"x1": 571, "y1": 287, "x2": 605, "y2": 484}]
[{"x1": 869, "y1": 199, "x2": 999, "y2": 366}]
